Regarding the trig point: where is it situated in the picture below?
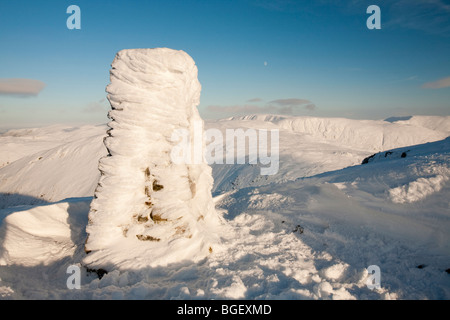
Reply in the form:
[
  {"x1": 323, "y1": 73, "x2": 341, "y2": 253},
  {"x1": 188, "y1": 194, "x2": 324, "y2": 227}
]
[{"x1": 83, "y1": 48, "x2": 221, "y2": 271}]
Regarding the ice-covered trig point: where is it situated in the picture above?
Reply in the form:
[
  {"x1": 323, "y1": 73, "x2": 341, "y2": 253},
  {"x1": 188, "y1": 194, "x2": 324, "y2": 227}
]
[{"x1": 84, "y1": 48, "x2": 221, "y2": 271}]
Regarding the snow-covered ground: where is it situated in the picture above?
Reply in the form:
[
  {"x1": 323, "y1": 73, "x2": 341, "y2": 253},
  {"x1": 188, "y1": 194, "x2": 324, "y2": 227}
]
[{"x1": 0, "y1": 114, "x2": 449, "y2": 299}]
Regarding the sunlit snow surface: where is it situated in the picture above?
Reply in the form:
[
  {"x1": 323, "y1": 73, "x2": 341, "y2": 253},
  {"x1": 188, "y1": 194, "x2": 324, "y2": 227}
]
[{"x1": 0, "y1": 115, "x2": 449, "y2": 299}]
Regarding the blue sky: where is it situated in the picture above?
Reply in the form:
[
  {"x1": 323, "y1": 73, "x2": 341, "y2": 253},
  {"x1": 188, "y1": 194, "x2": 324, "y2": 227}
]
[{"x1": 0, "y1": 0, "x2": 449, "y2": 130}]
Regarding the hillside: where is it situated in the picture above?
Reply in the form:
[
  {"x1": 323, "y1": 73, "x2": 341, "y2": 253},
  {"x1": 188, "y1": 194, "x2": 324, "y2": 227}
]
[{"x1": 0, "y1": 115, "x2": 449, "y2": 299}]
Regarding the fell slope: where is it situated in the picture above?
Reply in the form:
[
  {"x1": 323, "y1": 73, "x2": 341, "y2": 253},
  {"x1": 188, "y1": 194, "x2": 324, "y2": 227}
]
[
  {"x1": 0, "y1": 115, "x2": 449, "y2": 299},
  {"x1": 1, "y1": 115, "x2": 447, "y2": 207},
  {"x1": 1, "y1": 134, "x2": 449, "y2": 299}
]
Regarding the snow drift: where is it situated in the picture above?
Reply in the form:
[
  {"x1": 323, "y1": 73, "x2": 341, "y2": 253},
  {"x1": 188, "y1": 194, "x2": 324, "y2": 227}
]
[{"x1": 83, "y1": 48, "x2": 221, "y2": 270}]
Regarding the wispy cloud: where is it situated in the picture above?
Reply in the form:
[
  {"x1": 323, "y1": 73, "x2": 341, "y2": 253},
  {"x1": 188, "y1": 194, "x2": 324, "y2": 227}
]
[
  {"x1": 388, "y1": 75, "x2": 420, "y2": 84},
  {"x1": 269, "y1": 98, "x2": 316, "y2": 111},
  {"x1": 251, "y1": 0, "x2": 307, "y2": 12},
  {"x1": 0, "y1": 78, "x2": 46, "y2": 97},
  {"x1": 338, "y1": 66, "x2": 364, "y2": 72},
  {"x1": 383, "y1": 0, "x2": 450, "y2": 35},
  {"x1": 405, "y1": 75, "x2": 419, "y2": 81},
  {"x1": 269, "y1": 0, "x2": 450, "y2": 35},
  {"x1": 207, "y1": 98, "x2": 316, "y2": 117},
  {"x1": 246, "y1": 98, "x2": 263, "y2": 103},
  {"x1": 422, "y1": 76, "x2": 450, "y2": 89},
  {"x1": 207, "y1": 104, "x2": 268, "y2": 115},
  {"x1": 83, "y1": 98, "x2": 109, "y2": 113}
]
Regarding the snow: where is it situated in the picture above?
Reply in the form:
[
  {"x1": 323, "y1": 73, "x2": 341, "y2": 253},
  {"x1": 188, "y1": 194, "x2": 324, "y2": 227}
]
[
  {"x1": 0, "y1": 198, "x2": 89, "y2": 267},
  {"x1": 0, "y1": 112, "x2": 449, "y2": 299},
  {"x1": 0, "y1": 46, "x2": 449, "y2": 298},
  {"x1": 83, "y1": 48, "x2": 221, "y2": 270},
  {"x1": 208, "y1": 114, "x2": 449, "y2": 195},
  {"x1": 389, "y1": 172, "x2": 449, "y2": 204},
  {"x1": 0, "y1": 125, "x2": 106, "y2": 209}
]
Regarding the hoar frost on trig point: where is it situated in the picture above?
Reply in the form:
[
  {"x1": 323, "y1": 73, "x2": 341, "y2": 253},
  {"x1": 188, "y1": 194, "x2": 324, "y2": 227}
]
[{"x1": 83, "y1": 48, "x2": 221, "y2": 270}]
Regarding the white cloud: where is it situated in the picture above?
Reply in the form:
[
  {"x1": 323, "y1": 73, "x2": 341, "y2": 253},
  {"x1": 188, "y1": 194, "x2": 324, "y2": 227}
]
[
  {"x1": 422, "y1": 76, "x2": 450, "y2": 89},
  {"x1": 0, "y1": 78, "x2": 46, "y2": 97}
]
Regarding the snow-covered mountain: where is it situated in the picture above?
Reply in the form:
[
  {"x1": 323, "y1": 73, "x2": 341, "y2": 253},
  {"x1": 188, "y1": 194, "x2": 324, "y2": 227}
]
[{"x1": 0, "y1": 114, "x2": 449, "y2": 299}]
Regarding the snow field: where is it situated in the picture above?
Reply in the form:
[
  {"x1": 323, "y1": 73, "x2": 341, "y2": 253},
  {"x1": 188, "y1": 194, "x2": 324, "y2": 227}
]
[{"x1": 0, "y1": 114, "x2": 449, "y2": 299}]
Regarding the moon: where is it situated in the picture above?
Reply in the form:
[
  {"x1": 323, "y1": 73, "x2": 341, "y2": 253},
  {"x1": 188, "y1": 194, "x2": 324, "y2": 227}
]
[{"x1": 264, "y1": 61, "x2": 268, "y2": 67}]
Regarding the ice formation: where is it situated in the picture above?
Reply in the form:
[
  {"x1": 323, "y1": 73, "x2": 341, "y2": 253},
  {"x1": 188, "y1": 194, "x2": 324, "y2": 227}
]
[{"x1": 83, "y1": 48, "x2": 221, "y2": 270}]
